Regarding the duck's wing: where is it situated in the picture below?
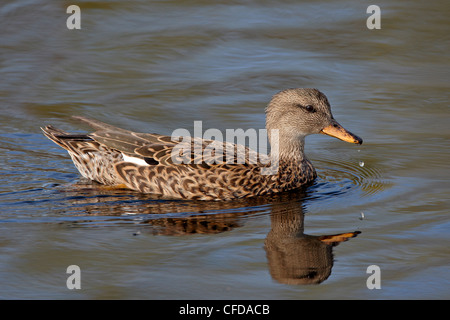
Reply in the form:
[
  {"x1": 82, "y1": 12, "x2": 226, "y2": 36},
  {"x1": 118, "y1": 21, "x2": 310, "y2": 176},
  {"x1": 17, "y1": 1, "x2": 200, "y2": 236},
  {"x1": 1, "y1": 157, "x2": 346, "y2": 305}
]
[
  {"x1": 73, "y1": 116, "x2": 268, "y2": 168},
  {"x1": 73, "y1": 116, "x2": 171, "y2": 156}
]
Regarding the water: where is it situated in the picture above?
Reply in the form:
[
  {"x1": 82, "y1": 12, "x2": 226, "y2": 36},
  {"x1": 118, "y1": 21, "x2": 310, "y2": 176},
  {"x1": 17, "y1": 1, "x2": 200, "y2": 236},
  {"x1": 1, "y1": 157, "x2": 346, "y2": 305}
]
[{"x1": 0, "y1": 0, "x2": 449, "y2": 299}]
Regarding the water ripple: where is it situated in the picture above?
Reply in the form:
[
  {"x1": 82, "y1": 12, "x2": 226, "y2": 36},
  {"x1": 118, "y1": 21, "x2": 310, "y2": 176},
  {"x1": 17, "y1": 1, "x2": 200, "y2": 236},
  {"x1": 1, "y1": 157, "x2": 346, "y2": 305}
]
[{"x1": 311, "y1": 152, "x2": 393, "y2": 199}]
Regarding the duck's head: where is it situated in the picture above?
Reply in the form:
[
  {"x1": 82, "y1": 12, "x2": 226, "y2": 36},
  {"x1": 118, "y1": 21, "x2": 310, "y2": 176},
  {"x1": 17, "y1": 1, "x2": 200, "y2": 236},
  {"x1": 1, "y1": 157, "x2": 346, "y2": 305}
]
[{"x1": 265, "y1": 88, "x2": 363, "y2": 147}]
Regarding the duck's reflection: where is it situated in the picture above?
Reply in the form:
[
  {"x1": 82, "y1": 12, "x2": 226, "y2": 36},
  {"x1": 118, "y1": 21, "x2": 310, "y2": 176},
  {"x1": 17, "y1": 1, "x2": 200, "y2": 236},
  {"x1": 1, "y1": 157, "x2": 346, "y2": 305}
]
[
  {"x1": 65, "y1": 182, "x2": 360, "y2": 285},
  {"x1": 145, "y1": 212, "x2": 242, "y2": 235},
  {"x1": 265, "y1": 201, "x2": 359, "y2": 285}
]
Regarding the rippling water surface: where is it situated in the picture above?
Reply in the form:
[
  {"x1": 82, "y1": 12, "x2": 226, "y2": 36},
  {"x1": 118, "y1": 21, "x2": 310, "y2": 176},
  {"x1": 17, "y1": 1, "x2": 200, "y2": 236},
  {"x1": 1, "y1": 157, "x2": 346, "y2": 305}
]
[{"x1": 0, "y1": 0, "x2": 449, "y2": 299}]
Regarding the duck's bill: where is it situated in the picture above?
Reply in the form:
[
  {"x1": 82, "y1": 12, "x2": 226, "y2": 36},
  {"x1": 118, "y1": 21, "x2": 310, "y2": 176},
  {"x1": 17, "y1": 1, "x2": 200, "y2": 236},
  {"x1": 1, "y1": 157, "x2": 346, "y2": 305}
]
[{"x1": 320, "y1": 120, "x2": 363, "y2": 145}]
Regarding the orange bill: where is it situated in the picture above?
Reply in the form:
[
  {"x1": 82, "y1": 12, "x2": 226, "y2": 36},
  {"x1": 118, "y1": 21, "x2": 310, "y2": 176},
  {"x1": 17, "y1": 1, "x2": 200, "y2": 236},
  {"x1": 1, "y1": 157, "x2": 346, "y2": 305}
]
[
  {"x1": 320, "y1": 120, "x2": 363, "y2": 145},
  {"x1": 319, "y1": 231, "x2": 361, "y2": 244}
]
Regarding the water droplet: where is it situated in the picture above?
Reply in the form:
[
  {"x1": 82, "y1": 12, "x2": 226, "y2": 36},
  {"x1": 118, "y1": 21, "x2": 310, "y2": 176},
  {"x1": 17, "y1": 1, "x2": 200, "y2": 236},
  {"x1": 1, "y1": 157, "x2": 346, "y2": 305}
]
[{"x1": 359, "y1": 161, "x2": 364, "y2": 167}]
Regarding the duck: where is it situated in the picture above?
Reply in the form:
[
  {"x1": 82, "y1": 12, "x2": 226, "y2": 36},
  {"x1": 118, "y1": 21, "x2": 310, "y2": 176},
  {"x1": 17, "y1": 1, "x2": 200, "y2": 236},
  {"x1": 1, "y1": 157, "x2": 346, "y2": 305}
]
[{"x1": 42, "y1": 88, "x2": 362, "y2": 200}]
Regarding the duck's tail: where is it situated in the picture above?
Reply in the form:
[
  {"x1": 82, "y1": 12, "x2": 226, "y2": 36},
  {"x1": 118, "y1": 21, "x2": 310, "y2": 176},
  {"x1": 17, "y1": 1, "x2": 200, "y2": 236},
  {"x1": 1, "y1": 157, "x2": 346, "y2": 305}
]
[
  {"x1": 41, "y1": 125, "x2": 93, "y2": 153},
  {"x1": 41, "y1": 124, "x2": 123, "y2": 186}
]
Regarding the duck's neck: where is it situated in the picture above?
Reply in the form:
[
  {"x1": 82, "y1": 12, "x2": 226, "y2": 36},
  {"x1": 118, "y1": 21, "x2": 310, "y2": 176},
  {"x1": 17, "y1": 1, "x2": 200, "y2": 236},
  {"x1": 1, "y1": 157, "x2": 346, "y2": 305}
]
[
  {"x1": 269, "y1": 133, "x2": 306, "y2": 164},
  {"x1": 265, "y1": 134, "x2": 316, "y2": 188}
]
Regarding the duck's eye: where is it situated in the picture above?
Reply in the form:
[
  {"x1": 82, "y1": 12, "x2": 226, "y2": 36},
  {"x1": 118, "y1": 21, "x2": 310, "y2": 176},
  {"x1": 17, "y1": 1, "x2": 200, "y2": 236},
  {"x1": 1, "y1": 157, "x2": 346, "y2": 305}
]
[{"x1": 304, "y1": 105, "x2": 315, "y2": 113}]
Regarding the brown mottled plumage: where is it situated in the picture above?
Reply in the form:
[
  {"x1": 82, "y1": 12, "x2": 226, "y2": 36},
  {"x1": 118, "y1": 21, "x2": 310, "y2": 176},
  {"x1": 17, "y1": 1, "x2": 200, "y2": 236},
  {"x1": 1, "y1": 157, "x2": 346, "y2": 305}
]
[{"x1": 41, "y1": 88, "x2": 362, "y2": 200}]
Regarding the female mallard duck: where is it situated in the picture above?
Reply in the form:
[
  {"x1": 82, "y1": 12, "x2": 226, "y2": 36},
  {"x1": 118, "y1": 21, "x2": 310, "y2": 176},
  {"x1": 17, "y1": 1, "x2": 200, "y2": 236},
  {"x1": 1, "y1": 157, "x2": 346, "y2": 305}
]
[{"x1": 42, "y1": 88, "x2": 362, "y2": 200}]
